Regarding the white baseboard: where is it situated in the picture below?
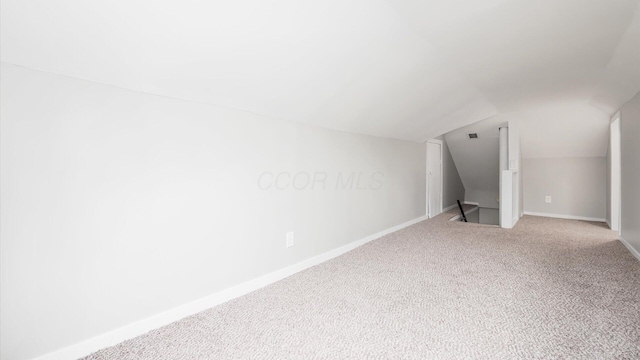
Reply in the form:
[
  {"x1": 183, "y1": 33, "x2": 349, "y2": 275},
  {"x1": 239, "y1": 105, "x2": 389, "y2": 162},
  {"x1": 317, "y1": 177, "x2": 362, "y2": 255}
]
[
  {"x1": 443, "y1": 204, "x2": 457, "y2": 212},
  {"x1": 523, "y1": 211, "x2": 605, "y2": 223},
  {"x1": 606, "y1": 220, "x2": 611, "y2": 229},
  {"x1": 449, "y1": 206, "x2": 478, "y2": 221},
  {"x1": 512, "y1": 214, "x2": 521, "y2": 228},
  {"x1": 619, "y1": 236, "x2": 640, "y2": 262},
  {"x1": 464, "y1": 201, "x2": 480, "y2": 206},
  {"x1": 33, "y1": 214, "x2": 429, "y2": 360}
]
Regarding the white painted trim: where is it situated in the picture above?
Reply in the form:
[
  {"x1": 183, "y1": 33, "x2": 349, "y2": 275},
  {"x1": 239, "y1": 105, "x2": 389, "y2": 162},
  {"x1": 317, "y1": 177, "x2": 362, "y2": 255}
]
[
  {"x1": 512, "y1": 214, "x2": 521, "y2": 228},
  {"x1": 449, "y1": 206, "x2": 478, "y2": 222},
  {"x1": 32, "y1": 214, "x2": 430, "y2": 360},
  {"x1": 610, "y1": 114, "x2": 622, "y2": 233},
  {"x1": 523, "y1": 211, "x2": 605, "y2": 223},
  {"x1": 466, "y1": 207, "x2": 479, "y2": 214},
  {"x1": 443, "y1": 204, "x2": 457, "y2": 213},
  {"x1": 426, "y1": 139, "x2": 444, "y2": 218},
  {"x1": 500, "y1": 170, "x2": 516, "y2": 229},
  {"x1": 619, "y1": 236, "x2": 640, "y2": 262},
  {"x1": 606, "y1": 220, "x2": 611, "y2": 229},
  {"x1": 463, "y1": 201, "x2": 480, "y2": 206}
]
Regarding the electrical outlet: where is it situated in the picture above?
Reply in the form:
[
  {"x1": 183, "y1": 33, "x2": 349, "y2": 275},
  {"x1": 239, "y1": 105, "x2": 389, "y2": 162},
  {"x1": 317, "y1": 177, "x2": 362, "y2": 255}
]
[
  {"x1": 286, "y1": 232, "x2": 294, "y2": 248},
  {"x1": 545, "y1": 195, "x2": 552, "y2": 203}
]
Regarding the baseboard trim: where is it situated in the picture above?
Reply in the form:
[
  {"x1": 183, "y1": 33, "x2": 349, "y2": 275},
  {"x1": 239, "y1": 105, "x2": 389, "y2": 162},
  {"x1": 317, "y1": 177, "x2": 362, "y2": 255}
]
[
  {"x1": 449, "y1": 206, "x2": 478, "y2": 221},
  {"x1": 32, "y1": 214, "x2": 429, "y2": 360},
  {"x1": 619, "y1": 236, "x2": 640, "y2": 262},
  {"x1": 443, "y1": 204, "x2": 457, "y2": 212},
  {"x1": 606, "y1": 220, "x2": 611, "y2": 229},
  {"x1": 523, "y1": 211, "x2": 605, "y2": 223},
  {"x1": 464, "y1": 201, "x2": 480, "y2": 206}
]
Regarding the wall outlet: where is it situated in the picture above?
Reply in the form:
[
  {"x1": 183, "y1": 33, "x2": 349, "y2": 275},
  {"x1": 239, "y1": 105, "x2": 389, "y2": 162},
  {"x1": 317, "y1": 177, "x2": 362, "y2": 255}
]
[
  {"x1": 286, "y1": 232, "x2": 294, "y2": 248},
  {"x1": 545, "y1": 195, "x2": 552, "y2": 203}
]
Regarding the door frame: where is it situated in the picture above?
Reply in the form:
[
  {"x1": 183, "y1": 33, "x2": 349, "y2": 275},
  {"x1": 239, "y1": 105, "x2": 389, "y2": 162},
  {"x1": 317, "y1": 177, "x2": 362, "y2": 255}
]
[
  {"x1": 426, "y1": 139, "x2": 444, "y2": 218},
  {"x1": 610, "y1": 113, "x2": 621, "y2": 233}
]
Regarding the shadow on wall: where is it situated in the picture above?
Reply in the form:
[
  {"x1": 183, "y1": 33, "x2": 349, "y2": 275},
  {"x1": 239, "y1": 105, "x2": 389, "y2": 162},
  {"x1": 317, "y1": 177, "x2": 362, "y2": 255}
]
[{"x1": 444, "y1": 117, "x2": 504, "y2": 210}]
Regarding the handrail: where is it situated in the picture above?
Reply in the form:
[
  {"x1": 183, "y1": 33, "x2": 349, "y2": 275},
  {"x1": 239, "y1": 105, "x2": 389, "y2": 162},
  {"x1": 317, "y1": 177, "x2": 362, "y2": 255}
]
[{"x1": 457, "y1": 200, "x2": 467, "y2": 222}]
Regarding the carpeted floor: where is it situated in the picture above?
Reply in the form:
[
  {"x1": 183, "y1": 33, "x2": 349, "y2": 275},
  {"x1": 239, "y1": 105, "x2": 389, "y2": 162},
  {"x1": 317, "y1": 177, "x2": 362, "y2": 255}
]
[{"x1": 85, "y1": 209, "x2": 640, "y2": 359}]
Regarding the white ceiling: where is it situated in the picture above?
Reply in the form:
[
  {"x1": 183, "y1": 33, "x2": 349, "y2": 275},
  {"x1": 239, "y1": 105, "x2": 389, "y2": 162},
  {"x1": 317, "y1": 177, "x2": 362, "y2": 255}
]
[{"x1": 2, "y1": 0, "x2": 639, "y2": 157}]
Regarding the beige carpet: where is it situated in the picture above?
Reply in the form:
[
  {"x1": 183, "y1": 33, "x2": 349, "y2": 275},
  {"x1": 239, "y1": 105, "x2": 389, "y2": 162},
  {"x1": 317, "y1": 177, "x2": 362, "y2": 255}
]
[{"x1": 85, "y1": 209, "x2": 640, "y2": 359}]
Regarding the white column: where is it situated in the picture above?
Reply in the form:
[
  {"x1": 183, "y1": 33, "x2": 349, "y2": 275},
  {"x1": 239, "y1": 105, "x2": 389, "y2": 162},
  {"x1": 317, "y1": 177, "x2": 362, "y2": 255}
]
[
  {"x1": 499, "y1": 127, "x2": 509, "y2": 226},
  {"x1": 499, "y1": 127, "x2": 509, "y2": 172}
]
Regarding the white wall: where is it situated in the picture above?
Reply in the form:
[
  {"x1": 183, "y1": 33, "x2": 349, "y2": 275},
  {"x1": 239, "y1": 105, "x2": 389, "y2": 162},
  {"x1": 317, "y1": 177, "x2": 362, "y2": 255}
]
[
  {"x1": 606, "y1": 136, "x2": 612, "y2": 225},
  {"x1": 607, "y1": 114, "x2": 622, "y2": 232},
  {"x1": 479, "y1": 208, "x2": 499, "y2": 225},
  {"x1": 435, "y1": 136, "x2": 465, "y2": 208},
  {"x1": 0, "y1": 64, "x2": 427, "y2": 360},
  {"x1": 518, "y1": 102, "x2": 610, "y2": 159},
  {"x1": 508, "y1": 119, "x2": 523, "y2": 220},
  {"x1": 444, "y1": 117, "x2": 503, "y2": 209},
  {"x1": 523, "y1": 157, "x2": 606, "y2": 220},
  {"x1": 619, "y1": 91, "x2": 640, "y2": 258}
]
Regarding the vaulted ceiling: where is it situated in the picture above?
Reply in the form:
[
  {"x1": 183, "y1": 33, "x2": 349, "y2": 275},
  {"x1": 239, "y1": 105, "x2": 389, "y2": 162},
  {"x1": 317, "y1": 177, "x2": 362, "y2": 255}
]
[{"x1": 2, "y1": 0, "x2": 639, "y2": 157}]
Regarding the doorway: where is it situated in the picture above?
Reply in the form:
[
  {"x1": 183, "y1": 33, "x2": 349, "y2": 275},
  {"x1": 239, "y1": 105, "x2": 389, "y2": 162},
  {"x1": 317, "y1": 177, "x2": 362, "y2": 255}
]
[{"x1": 427, "y1": 140, "x2": 443, "y2": 218}]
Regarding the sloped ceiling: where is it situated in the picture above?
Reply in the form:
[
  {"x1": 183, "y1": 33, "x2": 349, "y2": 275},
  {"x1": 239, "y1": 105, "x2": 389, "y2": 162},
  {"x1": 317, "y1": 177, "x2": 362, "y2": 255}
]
[{"x1": 2, "y1": 0, "x2": 639, "y2": 157}]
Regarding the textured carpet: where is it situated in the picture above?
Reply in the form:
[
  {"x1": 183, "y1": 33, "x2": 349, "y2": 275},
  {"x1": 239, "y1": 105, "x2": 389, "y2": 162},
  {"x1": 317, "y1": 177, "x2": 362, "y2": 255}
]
[{"x1": 85, "y1": 209, "x2": 640, "y2": 359}]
